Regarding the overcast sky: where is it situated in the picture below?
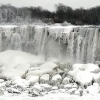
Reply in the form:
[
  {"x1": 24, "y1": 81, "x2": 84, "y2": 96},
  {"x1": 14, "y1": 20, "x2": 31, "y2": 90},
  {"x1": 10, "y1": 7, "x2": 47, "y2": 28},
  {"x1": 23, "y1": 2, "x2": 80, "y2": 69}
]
[{"x1": 0, "y1": 0, "x2": 100, "y2": 11}]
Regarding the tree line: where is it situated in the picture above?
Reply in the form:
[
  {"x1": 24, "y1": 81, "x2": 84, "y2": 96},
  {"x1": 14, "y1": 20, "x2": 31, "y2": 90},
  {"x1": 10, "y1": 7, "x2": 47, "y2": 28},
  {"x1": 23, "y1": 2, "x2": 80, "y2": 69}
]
[{"x1": 0, "y1": 3, "x2": 100, "y2": 25}]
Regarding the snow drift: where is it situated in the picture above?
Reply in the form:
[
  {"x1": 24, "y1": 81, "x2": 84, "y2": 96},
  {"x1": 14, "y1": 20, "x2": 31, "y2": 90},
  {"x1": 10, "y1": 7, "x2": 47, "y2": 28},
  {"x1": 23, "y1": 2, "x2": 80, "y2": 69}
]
[{"x1": 0, "y1": 50, "x2": 45, "y2": 79}]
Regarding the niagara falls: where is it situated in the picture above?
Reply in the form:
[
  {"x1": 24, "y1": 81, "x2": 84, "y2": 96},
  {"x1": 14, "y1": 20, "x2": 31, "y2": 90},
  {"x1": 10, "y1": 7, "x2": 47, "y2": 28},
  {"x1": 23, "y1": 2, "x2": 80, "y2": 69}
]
[{"x1": 0, "y1": 0, "x2": 100, "y2": 100}]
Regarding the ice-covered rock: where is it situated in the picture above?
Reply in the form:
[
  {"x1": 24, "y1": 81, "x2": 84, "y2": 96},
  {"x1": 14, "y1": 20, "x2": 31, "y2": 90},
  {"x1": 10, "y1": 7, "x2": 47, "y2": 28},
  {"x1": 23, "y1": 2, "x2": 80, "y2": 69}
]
[
  {"x1": 51, "y1": 86, "x2": 58, "y2": 90},
  {"x1": 86, "y1": 85, "x2": 100, "y2": 95},
  {"x1": 6, "y1": 88, "x2": 20, "y2": 93},
  {"x1": 19, "y1": 92, "x2": 30, "y2": 97},
  {"x1": 85, "y1": 63, "x2": 99, "y2": 72},
  {"x1": 69, "y1": 69, "x2": 94, "y2": 87},
  {"x1": 64, "y1": 84, "x2": 73, "y2": 90},
  {"x1": 72, "y1": 83, "x2": 78, "y2": 88},
  {"x1": 29, "y1": 83, "x2": 42, "y2": 96},
  {"x1": 74, "y1": 90, "x2": 80, "y2": 95},
  {"x1": 0, "y1": 82, "x2": 6, "y2": 87},
  {"x1": 12, "y1": 77, "x2": 29, "y2": 90},
  {"x1": 74, "y1": 88, "x2": 83, "y2": 96},
  {"x1": 5, "y1": 80, "x2": 12, "y2": 87},
  {"x1": 93, "y1": 73, "x2": 100, "y2": 83},
  {"x1": 0, "y1": 79, "x2": 4, "y2": 83},
  {"x1": 93, "y1": 83, "x2": 100, "y2": 88},
  {"x1": 93, "y1": 68, "x2": 100, "y2": 73},
  {"x1": 39, "y1": 84, "x2": 51, "y2": 92},
  {"x1": 51, "y1": 74, "x2": 62, "y2": 85},
  {"x1": 58, "y1": 89, "x2": 66, "y2": 93},
  {"x1": 72, "y1": 64, "x2": 85, "y2": 70},
  {"x1": 73, "y1": 63, "x2": 99, "y2": 72},
  {"x1": 4, "y1": 91, "x2": 12, "y2": 96},
  {"x1": 26, "y1": 62, "x2": 58, "y2": 77},
  {"x1": 68, "y1": 88, "x2": 77, "y2": 94},
  {"x1": 62, "y1": 77, "x2": 70, "y2": 85},
  {"x1": 40, "y1": 74, "x2": 50, "y2": 84},
  {"x1": 26, "y1": 76, "x2": 39, "y2": 85},
  {"x1": 59, "y1": 62, "x2": 72, "y2": 71}
]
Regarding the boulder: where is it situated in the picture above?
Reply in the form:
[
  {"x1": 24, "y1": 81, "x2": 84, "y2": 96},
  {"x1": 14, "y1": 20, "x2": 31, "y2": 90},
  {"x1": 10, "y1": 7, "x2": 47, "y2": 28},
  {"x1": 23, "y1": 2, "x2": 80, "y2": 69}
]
[
  {"x1": 62, "y1": 77, "x2": 70, "y2": 85},
  {"x1": 93, "y1": 73, "x2": 100, "y2": 83},
  {"x1": 85, "y1": 63, "x2": 99, "y2": 72},
  {"x1": 68, "y1": 88, "x2": 77, "y2": 94},
  {"x1": 64, "y1": 84, "x2": 73, "y2": 90},
  {"x1": 51, "y1": 86, "x2": 58, "y2": 90},
  {"x1": 0, "y1": 79, "x2": 4, "y2": 83},
  {"x1": 12, "y1": 77, "x2": 29, "y2": 90},
  {"x1": 26, "y1": 62, "x2": 58, "y2": 77},
  {"x1": 59, "y1": 62, "x2": 72, "y2": 71},
  {"x1": 73, "y1": 63, "x2": 99, "y2": 72},
  {"x1": 39, "y1": 84, "x2": 51, "y2": 92},
  {"x1": 69, "y1": 69, "x2": 94, "y2": 87},
  {"x1": 6, "y1": 88, "x2": 20, "y2": 94},
  {"x1": 29, "y1": 83, "x2": 42, "y2": 96},
  {"x1": 51, "y1": 74, "x2": 62, "y2": 85},
  {"x1": 26, "y1": 76, "x2": 39, "y2": 86},
  {"x1": 74, "y1": 88, "x2": 83, "y2": 96},
  {"x1": 86, "y1": 85, "x2": 100, "y2": 95},
  {"x1": 40, "y1": 74, "x2": 50, "y2": 84},
  {"x1": 72, "y1": 64, "x2": 85, "y2": 70}
]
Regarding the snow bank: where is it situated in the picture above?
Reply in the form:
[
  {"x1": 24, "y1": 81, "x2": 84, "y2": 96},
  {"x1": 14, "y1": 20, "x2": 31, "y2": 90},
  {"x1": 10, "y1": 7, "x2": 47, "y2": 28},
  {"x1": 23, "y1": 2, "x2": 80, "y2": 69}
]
[{"x1": 0, "y1": 50, "x2": 45, "y2": 79}]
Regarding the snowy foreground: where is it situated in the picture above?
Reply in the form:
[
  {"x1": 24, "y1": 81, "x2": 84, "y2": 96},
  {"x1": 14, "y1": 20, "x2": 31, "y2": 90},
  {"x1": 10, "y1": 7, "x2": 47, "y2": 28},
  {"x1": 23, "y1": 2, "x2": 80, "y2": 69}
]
[{"x1": 0, "y1": 50, "x2": 100, "y2": 100}]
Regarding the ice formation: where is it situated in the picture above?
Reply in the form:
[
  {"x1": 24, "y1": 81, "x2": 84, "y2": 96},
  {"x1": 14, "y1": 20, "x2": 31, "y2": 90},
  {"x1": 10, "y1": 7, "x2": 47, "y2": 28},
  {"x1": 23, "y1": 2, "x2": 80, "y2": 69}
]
[
  {"x1": 0, "y1": 50, "x2": 45, "y2": 79},
  {"x1": 0, "y1": 25, "x2": 99, "y2": 63}
]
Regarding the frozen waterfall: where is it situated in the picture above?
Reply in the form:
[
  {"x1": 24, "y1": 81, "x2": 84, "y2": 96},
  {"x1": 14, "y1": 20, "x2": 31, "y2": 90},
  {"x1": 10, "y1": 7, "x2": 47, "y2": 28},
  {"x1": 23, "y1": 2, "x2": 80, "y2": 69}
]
[{"x1": 0, "y1": 25, "x2": 100, "y2": 63}]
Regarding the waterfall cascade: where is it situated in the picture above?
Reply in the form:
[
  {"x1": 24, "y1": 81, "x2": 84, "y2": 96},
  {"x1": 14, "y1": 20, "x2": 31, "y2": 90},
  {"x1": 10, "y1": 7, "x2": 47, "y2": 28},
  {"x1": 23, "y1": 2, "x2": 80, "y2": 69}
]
[{"x1": 0, "y1": 25, "x2": 100, "y2": 63}]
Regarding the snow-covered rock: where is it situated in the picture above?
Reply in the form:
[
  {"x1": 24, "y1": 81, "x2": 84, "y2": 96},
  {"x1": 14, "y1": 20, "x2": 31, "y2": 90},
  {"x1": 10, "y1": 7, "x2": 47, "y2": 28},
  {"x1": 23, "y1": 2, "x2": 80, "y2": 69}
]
[
  {"x1": 6, "y1": 88, "x2": 20, "y2": 93},
  {"x1": 64, "y1": 84, "x2": 73, "y2": 90},
  {"x1": 93, "y1": 83, "x2": 99, "y2": 88},
  {"x1": 73, "y1": 63, "x2": 99, "y2": 72},
  {"x1": 26, "y1": 62, "x2": 58, "y2": 77},
  {"x1": 69, "y1": 69, "x2": 94, "y2": 87},
  {"x1": 62, "y1": 77, "x2": 70, "y2": 85},
  {"x1": 0, "y1": 79, "x2": 4, "y2": 83},
  {"x1": 40, "y1": 74, "x2": 50, "y2": 84},
  {"x1": 26, "y1": 76, "x2": 39, "y2": 85},
  {"x1": 86, "y1": 85, "x2": 100, "y2": 95},
  {"x1": 29, "y1": 83, "x2": 42, "y2": 96},
  {"x1": 51, "y1": 74, "x2": 62, "y2": 85},
  {"x1": 12, "y1": 77, "x2": 29, "y2": 90},
  {"x1": 59, "y1": 62, "x2": 72, "y2": 71},
  {"x1": 51, "y1": 86, "x2": 58, "y2": 90},
  {"x1": 93, "y1": 73, "x2": 100, "y2": 83},
  {"x1": 68, "y1": 88, "x2": 77, "y2": 94},
  {"x1": 74, "y1": 88, "x2": 83, "y2": 96},
  {"x1": 85, "y1": 63, "x2": 99, "y2": 72},
  {"x1": 73, "y1": 64, "x2": 85, "y2": 70},
  {"x1": 0, "y1": 82, "x2": 6, "y2": 87},
  {"x1": 39, "y1": 84, "x2": 51, "y2": 92}
]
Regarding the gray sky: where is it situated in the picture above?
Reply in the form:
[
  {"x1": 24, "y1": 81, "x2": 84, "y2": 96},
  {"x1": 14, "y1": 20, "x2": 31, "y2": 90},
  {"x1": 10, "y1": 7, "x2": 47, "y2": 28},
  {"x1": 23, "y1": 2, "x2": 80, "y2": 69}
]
[{"x1": 0, "y1": 0, "x2": 100, "y2": 11}]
